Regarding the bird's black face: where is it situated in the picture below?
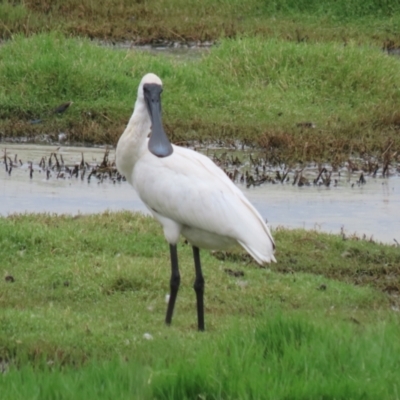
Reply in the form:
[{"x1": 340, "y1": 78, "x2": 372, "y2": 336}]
[{"x1": 143, "y1": 83, "x2": 173, "y2": 158}]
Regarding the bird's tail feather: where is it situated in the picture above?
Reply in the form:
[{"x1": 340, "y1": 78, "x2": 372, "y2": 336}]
[{"x1": 238, "y1": 240, "x2": 277, "y2": 265}]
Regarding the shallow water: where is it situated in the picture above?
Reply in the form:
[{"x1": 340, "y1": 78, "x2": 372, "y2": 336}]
[
  {"x1": 97, "y1": 39, "x2": 209, "y2": 60},
  {"x1": 1, "y1": 143, "x2": 399, "y2": 245}
]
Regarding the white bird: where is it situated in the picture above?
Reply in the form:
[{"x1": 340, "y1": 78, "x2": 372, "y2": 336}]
[{"x1": 116, "y1": 73, "x2": 276, "y2": 331}]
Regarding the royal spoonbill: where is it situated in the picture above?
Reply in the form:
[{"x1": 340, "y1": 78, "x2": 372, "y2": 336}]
[{"x1": 116, "y1": 73, "x2": 276, "y2": 331}]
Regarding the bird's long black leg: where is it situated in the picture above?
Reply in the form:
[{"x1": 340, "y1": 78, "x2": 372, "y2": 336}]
[
  {"x1": 165, "y1": 244, "x2": 180, "y2": 326},
  {"x1": 192, "y1": 246, "x2": 205, "y2": 331}
]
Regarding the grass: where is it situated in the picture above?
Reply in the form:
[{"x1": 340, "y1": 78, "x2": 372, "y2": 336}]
[
  {"x1": 2, "y1": 318, "x2": 400, "y2": 399},
  {"x1": 1, "y1": 0, "x2": 400, "y2": 46},
  {"x1": 0, "y1": 212, "x2": 399, "y2": 398},
  {"x1": 1, "y1": 2, "x2": 400, "y2": 397},
  {"x1": 1, "y1": 33, "x2": 400, "y2": 162},
  {"x1": 1, "y1": 1, "x2": 400, "y2": 163}
]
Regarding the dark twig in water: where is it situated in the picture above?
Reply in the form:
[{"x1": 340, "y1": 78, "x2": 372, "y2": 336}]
[
  {"x1": 314, "y1": 167, "x2": 326, "y2": 185},
  {"x1": 53, "y1": 153, "x2": 60, "y2": 170},
  {"x1": 358, "y1": 173, "x2": 366, "y2": 185},
  {"x1": 80, "y1": 152, "x2": 85, "y2": 169}
]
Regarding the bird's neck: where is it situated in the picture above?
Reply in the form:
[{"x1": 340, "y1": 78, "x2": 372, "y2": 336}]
[{"x1": 116, "y1": 100, "x2": 151, "y2": 182}]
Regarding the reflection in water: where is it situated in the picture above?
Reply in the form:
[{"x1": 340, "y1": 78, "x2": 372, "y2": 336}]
[{"x1": 1, "y1": 143, "x2": 399, "y2": 245}]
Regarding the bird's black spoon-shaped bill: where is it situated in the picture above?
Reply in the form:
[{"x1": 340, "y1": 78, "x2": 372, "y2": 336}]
[{"x1": 144, "y1": 83, "x2": 173, "y2": 158}]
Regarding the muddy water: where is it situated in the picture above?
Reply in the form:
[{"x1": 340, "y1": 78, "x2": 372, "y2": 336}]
[{"x1": 1, "y1": 144, "x2": 399, "y2": 245}]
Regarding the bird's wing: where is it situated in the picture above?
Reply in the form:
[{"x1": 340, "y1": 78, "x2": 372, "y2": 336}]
[{"x1": 133, "y1": 146, "x2": 274, "y2": 248}]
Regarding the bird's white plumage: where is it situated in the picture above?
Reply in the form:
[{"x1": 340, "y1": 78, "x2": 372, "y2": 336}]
[{"x1": 116, "y1": 73, "x2": 276, "y2": 264}]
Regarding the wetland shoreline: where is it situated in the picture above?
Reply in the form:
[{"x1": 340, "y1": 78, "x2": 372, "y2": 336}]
[{"x1": 2, "y1": 143, "x2": 399, "y2": 245}]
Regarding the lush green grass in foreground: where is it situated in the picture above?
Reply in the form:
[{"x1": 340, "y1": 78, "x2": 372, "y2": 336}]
[
  {"x1": 0, "y1": 212, "x2": 399, "y2": 399},
  {"x1": 1, "y1": 33, "x2": 400, "y2": 161},
  {"x1": 1, "y1": 316, "x2": 400, "y2": 400}
]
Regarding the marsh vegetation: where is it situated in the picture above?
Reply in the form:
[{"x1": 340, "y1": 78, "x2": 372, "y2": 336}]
[
  {"x1": 1, "y1": 1, "x2": 400, "y2": 398},
  {"x1": 2, "y1": 0, "x2": 400, "y2": 45},
  {"x1": 0, "y1": 0, "x2": 400, "y2": 162},
  {"x1": 1, "y1": 33, "x2": 400, "y2": 163}
]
